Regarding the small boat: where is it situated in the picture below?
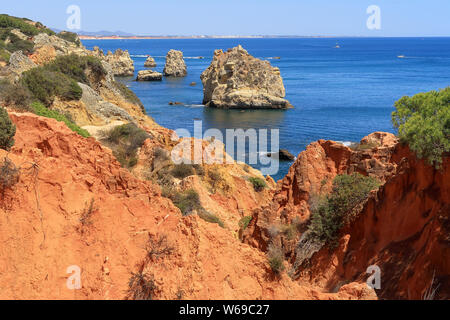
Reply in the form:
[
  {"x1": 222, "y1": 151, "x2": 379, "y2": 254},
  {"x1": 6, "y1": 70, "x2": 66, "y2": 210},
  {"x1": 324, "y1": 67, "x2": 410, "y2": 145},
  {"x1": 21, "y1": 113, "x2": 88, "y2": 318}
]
[
  {"x1": 334, "y1": 43, "x2": 340, "y2": 49},
  {"x1": 397, "y1": 55, "x2": 406, "y2": 59}
]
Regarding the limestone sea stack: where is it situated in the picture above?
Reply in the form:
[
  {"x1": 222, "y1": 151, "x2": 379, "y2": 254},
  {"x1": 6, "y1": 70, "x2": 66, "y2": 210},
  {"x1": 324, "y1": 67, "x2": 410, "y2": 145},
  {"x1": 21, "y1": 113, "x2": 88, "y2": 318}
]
[
  {"x1": 144, "y1": 56, "x2": 157, "y2": 68},
  {"x1": 163, "y1": 49, "x2": 187, "y2": 77},
  {"x1": 200, "y1": 45, "x2": 292, "y2": 109},
  {"x1": 136, "y1": 70, "x2": 163, "y2": 81}
]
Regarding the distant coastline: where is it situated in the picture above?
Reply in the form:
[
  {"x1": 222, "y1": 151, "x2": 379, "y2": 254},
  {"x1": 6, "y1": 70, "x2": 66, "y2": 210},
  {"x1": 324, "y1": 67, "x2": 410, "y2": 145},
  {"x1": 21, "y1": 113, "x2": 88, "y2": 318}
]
[{"x1": 78, "y1": 35, "x2": 340, "y2": 40}]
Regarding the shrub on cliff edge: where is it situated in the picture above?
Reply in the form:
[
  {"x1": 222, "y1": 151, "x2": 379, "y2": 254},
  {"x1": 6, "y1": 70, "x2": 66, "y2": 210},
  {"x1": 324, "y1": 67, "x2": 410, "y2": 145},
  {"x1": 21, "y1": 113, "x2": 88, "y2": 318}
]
[
  {"x1": 392, "y1": 87, "x2": 450, "y2": 168},
  {"x1": 307, "y1": 173, "x2": 379, "y2": 247},
  {"x1": 0, "y1": 106, "x2": 15, "y2": 150}
]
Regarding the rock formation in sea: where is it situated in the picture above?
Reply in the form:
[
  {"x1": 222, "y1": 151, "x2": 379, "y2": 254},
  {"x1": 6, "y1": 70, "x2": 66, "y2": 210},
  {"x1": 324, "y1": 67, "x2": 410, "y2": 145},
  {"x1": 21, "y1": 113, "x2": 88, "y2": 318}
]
[
  {"x1": 144, "y1": 56, "x2": 157, "y2": 68},
  {"x1": 163, "y1": 49, "x2": 187, "y2": 77},
  {"x1": 200, "y1": 45, "x2": 292, "y2": 109},
  {"x1": 136, "y1": 70, "x2": 163, "y2": 81},
  {"x1": 104, "y1": 49, "x2": 135, "y2": 77}
]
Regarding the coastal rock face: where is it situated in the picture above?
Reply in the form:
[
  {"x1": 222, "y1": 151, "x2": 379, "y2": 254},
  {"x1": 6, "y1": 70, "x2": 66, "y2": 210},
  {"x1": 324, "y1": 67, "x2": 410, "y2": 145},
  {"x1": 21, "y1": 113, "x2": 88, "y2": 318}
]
[
  {"x1": 0, "y1": 111, "x2": 374, "y2": 300},
  {"x1": 163, "y1": 50, "x2": 187, "y2": 77},
  {"x1": 136, "y1": 70, "x2": 162, "y2": 81},
  {"x1": 7, "y1": 51, "x2": 37, "y2": 76},
  {"x1": 104, "y1": 49, "x2": 135, "y2": 77},
  {"x1": 144, "y1": 56, "x2": 157, "y2": 68},
  {"x1": 200, "y1": 45, "x2": 291, "y2": 109},
  {"x1": 33, "y1": 32, "x2": 85, "y2": 56}
]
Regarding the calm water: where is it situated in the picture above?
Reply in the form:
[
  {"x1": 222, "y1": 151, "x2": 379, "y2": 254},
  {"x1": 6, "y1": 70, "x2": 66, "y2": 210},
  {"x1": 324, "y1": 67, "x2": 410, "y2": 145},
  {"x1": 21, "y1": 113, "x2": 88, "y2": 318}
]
[{"x1": 82, "y1": 38, "x2": 450, "y2": 181}]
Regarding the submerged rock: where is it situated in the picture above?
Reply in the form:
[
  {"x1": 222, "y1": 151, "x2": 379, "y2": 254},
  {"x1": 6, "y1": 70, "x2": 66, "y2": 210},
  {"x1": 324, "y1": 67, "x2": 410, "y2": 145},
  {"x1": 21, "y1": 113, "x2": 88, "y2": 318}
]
[
  {"x1": 136, "y1": 70, "x2": 162, "y2": 81},
  {"x1": 144, "y1": 56, "x2": 156, "y2": 68},
  {"x1": 267, "y1": 149, "x2": 295, "y2": 161},
  {"x1": 163, "y1": 49, "x2": 187, "y2": 77},
  {"x1": 200, "y1": 45, "x2": 291, "y2": 109}
]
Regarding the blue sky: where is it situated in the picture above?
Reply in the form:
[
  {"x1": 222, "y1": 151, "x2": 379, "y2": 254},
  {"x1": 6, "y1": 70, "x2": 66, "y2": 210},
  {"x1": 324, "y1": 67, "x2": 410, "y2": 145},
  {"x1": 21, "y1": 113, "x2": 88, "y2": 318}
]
[{"x1": 2, "y1": 0, "x2": 449, "y2": 36}]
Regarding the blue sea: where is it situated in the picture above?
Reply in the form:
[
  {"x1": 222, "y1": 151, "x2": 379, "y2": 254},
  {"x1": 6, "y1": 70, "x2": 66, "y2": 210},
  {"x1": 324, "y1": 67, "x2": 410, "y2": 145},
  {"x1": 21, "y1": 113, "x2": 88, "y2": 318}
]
[{"x1": 82, "y1": 38, "x2": 450, "y2": 181}]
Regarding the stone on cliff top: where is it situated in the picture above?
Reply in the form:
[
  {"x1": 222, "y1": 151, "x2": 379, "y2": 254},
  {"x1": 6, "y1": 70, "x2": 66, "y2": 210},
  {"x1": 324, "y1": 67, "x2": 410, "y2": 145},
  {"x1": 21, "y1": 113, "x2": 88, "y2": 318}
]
[
  {"x1": 33, "y1": 32, "x2": 85, "y2": 56},
  {"x1": 136, "y1": 70, "x2": 162, "y2": 81},
  {"x1": 163, "y1": 49, "x2": 187, "y2": 77},
  {"x1": 200, "y1": 45, "x2": 292, "y2": 109},
  {"x1": 144, "y1": 56, "x2": 157, "y2": 68}
]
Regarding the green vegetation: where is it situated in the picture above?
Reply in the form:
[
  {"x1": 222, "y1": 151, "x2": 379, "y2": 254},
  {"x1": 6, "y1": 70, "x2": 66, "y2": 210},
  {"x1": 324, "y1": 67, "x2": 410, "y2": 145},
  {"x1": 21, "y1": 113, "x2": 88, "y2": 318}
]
[
  {"x1": 349, "y1": 141, "x2": 379, "y2": 151},
  {"x1": 114, "y1": 82, "x2": 145, "y2": 112},
  {"x1": 248, "y1": 177, "x2": 267, "y2": 192},
  {"x1": 46, "y1": 54, "x2": 106, "y2": 85},
  {"x1": 21, "y1": 54, "x2": 106, "y2": 106},
  {"x1": 0, "y1": 48, "x2": 10, "y2": 63},
  {"x1": 56, "y1": 31, "x2": 81, "y2": 46},
  {"x1": 0, "y1": 81, "x2": 32, "y2": 111},
  {"x1": 103, "y1": 123, "x2": 149, "y2": 168},
  {"x1": 22, "y1": 67, "x2": 82, "y2": 105},
  {"x1": 198, "y1": 210, "x2": 225, "y2": 228},
  {"x1": 267, "y1": 244, "x2": 285, "y2": 274},
  {"x1": 31, "y1": 102, "x2": 90, "y2": 138},
  {"x1": 171, "y1": 163, "x2": 195, "y2": 179},
  {"x1": 392, "y1": 87, "x2": 450, "y2": 168},
  {"x1": 307, "y1": 173, "x2": 380, "y2": 247},
  {"x1": 172, "y1": 189, "x2": 202, "y2": 215},
  {"x1": 0, "y1": 106, "x2": 16, "y2": 150},
  {"x1": 239, "y1": 216, "x2": 252, "y2": 230},
  {"x1": 0, "y1": 14, "x2": 55, "y2": 37}
]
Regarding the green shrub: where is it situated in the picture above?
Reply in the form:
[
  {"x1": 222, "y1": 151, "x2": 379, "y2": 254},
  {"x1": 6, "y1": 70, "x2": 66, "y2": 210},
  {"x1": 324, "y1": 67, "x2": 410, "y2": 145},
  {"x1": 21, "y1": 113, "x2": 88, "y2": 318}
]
[
  {"x1": 239, "y1": 216, "x2": 252, "y2": 230},
  {"x1": 0, "y1": 48, "x2": 10, "y2": 63},
  {"x1": 103, "y1": 123, "x2": 149, "y2": 168},
  {"x1": 0, "y1": 106, "x2": 16, "y2": 150},
  {"x1": 349, "y1": 142, "x2": 379, "y2": 151},
  {"x1": 22, "y1": 67, "x2": 82, "y2": 105},
  {"x1": 0, "y1": 82, "x2": 32, "y2": 111},
  {"x1": 31, "y1": 102, "x2": 90, "y2": 138},
  {"x1": 0, "y1": 14, "x2": 55, "y2": 36},
  {"x1": 267, "y1": 244, "x2": 285, "y2": 274},
  {"x1": 5, "y1": 33, "x2": 34, "y2": 54},
  {"x1": 198, "y1": 210, "x2": 225, "y2": 228},
  {"x1": 172, "y1": 189, "x2": 201, "y2": 215},
  {"x1": 392, "y1": 87, "x2": 450, "y2": 168},
  {"x1": 248, "y1": 177, "x2": 267, "y2": 192},
  {"x1": 171, "y1": 163, "x2": 195, "y2": 179},
  {"x1": 56, "y1": 31, "x2": 81, "y2": 46},
  {"x1": 308, "y1": 173, "x2": 379, "y2": 247},
  {"x1": 47, "y1": 54, "x2": 106, "y2": 85}
]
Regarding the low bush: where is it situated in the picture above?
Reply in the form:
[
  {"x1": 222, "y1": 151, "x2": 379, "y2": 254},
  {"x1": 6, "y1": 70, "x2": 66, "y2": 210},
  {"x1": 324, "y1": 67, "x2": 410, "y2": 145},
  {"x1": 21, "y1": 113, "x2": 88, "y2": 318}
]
[
  {"x1": 103, "y1": 123, "x2": 149, "y2": 168},
  {"x1": 349, "y1": 141, "x2": 379, "y2": 151},
  {"x1": 171, "y1": 163, "x2": 195, "y2": 179},
  {"x1": 0, "y1": 106, "x2": 16, "y2": 150},
  {"x1": 31, "y1": 102, "x2": 90, "y2": 138},
  {"x1": 0, "y1": 157, "x2": 19, "y2": 191},
  {"x1": 128, "y1": 272, "x2": 157, "y2": 300},
  {"x1": 172, "y1": 189, "x2": 201, "y2": 215},
  {"x1": 114, "y1": 81, "x2": 145, "y2": 112},
  {"x1": 5, "y1": 33, "x2": 34, "y2": 54},
  {"x1": 22, "y1": 68, "x2": 82, "y2": 105},
  {"x1": 0, "y1": 14, "x2": 55, "y2": 37},
  {"x1": 392, "y1": 87, "x2": 450, "y2": 168},
  {"x1": 56, "y1": 31, "x2": 81, "y2": 46},
  {"x1": 0, "y1": 48, "x2": 10, "y2": 63},
  {"x1": 198, "y1": 210, "x2": 225, "y2": 228},
  {"x1": 248, "y1": 177, "x2": 267, "y2": 192},
  {"x1": 0, "y1": 82, "x2": 32, "y2": 111},
  {"x1": 239, "y1": 216, "x2": 252, "y2": 230},
  {"x1": 46, "y1": 54, "x2": 106, "y2": 85},
  {"x1": 308, "y1": 173, "x2": 379, "y2": 247},
  {"x1": 267, "y1": 244, "x2": 285, "y2": 274},
  {"x1": 145, "y1": 234, "x2": 174, "y2": 261}
]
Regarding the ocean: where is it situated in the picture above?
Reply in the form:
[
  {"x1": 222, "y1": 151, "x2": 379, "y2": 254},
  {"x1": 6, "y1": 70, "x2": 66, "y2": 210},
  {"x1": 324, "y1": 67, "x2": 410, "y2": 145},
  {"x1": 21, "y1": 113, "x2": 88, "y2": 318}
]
[{"x1": 82, "y1": 37, "x2": 450, "y2": 181}]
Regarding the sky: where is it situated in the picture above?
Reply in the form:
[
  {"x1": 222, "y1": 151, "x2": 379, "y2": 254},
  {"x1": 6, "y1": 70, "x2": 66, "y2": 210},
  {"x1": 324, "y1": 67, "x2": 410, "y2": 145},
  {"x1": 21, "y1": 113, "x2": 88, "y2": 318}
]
[{"x1": 2, "y1": 0, "x2": 450, "y2": 36}]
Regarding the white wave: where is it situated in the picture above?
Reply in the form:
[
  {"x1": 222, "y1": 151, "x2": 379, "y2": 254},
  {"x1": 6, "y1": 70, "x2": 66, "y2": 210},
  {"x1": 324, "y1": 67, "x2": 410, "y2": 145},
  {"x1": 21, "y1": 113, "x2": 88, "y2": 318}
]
[
  {"x1": 184, "y1": 104, "x2": 205, "y2": 108},
  {"x1": 336, "y1": 141, "x2": 354, "y2": 147}
]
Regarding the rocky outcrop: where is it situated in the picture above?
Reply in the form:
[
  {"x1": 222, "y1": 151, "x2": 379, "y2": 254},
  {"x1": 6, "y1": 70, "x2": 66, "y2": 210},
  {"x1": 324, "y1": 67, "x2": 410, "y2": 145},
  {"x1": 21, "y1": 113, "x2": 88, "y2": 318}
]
[
  {"x1": 0, "y1": 111, "x2": 375, "y2": 300},
  {"x1": 200, "y1": 45, "x2": 291, "y2": 109},
  {"x1": 104, "y1": 49, "x2": 135, "y2": 77},
  {"x1": 136, "y1": 70, "x2": 162, "y2": 81},
  {"x1": 7, "y1": 51, "x2": 37, "y2": 76},
  {"x1": 297, "y1": 145, "x2": 450, "y2": 300},
  {"x1": 144, "y1": 56, "x2": 156, "y2": 68},
  {"x1": 163, "y1": 50, "x2": 187, "y2": 77},
  {"x1": 33, "y1": 32, "x2": 85, "y2": 56}
]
